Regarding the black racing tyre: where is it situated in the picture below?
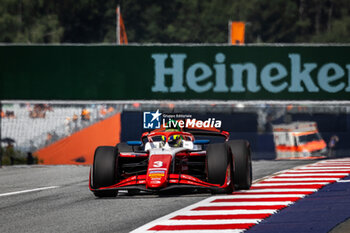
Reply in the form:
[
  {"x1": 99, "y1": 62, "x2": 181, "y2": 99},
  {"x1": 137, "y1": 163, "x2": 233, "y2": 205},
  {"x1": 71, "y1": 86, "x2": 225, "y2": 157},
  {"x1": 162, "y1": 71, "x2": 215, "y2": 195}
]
[
  {"x1": 206, "y1": 143, "x2": 233, "y2": 194},
  {"x1": 92, "y1": 146, "x2": 119, "y2": 197},
  {"x1": 93, "y1": 190, "x2": 118, "y2": 198},
  {"x1": 116, "y1": 142, "x2": 134, "y2": 152},
  {"x1": 226, "y1": 140, "x2": 252, "y2": 190}
]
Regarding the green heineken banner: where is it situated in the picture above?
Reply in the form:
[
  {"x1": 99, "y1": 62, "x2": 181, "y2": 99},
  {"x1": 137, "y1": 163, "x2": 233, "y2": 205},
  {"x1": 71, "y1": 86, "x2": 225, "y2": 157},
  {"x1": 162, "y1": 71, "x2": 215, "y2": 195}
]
[{"x1": 1, "y1": 45, "x2": 350, "y2": 100}]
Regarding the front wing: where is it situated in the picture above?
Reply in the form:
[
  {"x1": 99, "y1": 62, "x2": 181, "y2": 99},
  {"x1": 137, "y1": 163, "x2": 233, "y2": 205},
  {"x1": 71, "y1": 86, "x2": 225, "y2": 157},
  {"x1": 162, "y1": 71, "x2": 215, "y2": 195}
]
[{"x1": 89, "y1": 168, "x2": 232, "y2": 194}]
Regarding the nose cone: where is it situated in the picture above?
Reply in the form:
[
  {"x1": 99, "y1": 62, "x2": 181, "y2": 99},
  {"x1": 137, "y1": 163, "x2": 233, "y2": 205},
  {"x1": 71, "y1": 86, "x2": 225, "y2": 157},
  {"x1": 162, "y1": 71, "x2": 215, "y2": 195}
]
[{"x1": 146, "y1": 154, "x2": 172, "y2": 189}]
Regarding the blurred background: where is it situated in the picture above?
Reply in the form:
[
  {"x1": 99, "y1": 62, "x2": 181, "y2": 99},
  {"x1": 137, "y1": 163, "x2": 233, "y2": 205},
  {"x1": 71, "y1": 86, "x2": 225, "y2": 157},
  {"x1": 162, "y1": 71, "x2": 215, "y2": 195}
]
[
  {"x1": 1, "y1": 101, "x2": 349, "y2": 165},
  {"x1": 1, "y1": 0, "x2": 350, "y2": 44}
]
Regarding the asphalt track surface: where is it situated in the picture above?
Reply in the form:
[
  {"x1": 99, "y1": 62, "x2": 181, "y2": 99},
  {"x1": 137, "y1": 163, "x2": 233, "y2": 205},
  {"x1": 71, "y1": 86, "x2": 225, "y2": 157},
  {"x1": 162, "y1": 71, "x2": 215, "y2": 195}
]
[{"x1": 0, "y1": 160, "x2": 317, "y2": 233}]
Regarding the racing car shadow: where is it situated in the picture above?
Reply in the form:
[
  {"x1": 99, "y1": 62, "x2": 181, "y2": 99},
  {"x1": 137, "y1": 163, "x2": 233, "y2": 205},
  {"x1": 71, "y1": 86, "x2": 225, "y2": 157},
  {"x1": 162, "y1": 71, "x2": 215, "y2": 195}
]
[{"x1": 100, "y1": 189, "x2": 213, "y2": 200}]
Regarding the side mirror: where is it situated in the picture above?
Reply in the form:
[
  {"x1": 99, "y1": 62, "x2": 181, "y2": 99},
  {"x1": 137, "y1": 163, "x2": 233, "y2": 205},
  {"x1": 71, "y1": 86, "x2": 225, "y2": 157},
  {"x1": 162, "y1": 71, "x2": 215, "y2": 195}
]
[
  {"x1": 127, "y1": 141, "x2": 142, "y2": 146},
  {"x1": 193, "y1": 139, "x2": 210, "y2": 145}
]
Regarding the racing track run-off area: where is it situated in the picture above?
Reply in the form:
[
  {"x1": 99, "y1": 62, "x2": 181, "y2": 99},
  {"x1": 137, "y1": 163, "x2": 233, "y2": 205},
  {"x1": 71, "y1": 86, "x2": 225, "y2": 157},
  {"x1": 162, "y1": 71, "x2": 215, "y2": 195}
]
[{"x1": 132, "y1": 158, "x2": 350, "y2": 233}]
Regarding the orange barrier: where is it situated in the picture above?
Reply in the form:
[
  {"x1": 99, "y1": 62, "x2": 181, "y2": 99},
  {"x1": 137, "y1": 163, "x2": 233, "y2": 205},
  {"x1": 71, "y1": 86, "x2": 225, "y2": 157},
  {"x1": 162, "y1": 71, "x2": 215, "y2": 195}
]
[
  {"x1": 229, "y1": 21, "x2": 245, "y2": 45},
  {"x1": 36, "y1": 113, "x2": 121, "y2": 165}
]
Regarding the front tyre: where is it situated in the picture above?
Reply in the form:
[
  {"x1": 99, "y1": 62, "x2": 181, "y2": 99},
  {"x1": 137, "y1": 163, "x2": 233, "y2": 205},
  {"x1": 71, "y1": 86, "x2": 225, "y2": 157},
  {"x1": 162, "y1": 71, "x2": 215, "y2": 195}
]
[
  {"x1": 226, "y1": 140, "x2": 252, "y2": 190},
  {"x1": 206, "y1": 143, "x2": 233, "y2": 194},
  {"x1": 91, "y1": 146, "x2": 119, "y2": 197}
]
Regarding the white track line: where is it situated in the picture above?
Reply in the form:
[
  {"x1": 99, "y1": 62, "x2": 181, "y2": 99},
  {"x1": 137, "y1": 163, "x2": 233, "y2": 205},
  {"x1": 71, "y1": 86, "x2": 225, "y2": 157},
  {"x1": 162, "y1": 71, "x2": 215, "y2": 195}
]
[
  {"x1": 144, "y1": 230, "x2": 245, "y2": 233},
  {"x1": 287, "y1": 169, "x2": 350, "y2": 172},
  {"x1": 200, "y1": 201, "x2": 293, "y2": 206},
  {"x1": 317, "y1": 163, "x2": 350, "y2": 165},
  {"x1": 0, "y1": 186, "x2": 59, "y2": 197},
  {"x1": 174, "y1": 210, "x2": 278, "y2": 215},
  {"x1": 275, "y1": 173, "x2": 349, "y2": 177},
  {"x1": 301, "y1": 167, "x2": 350, "y2": 169},
  {"x1": 158, "y1": 220, "x2": 261, "y2": 225},
  {"x1": 314, "y1": 163, "x2": 350, "y2": 165},
  {"x1": 264, "y1": 178, "x2": 339, "y2": 181},
  {"x1": 216, "y1": 194, "x2": 306, "y2": 198},
  {"x1": 252, "y1": 182, "x2": 330, "y2": 186},
  {"x1": 235, "y1": 188, "x2": 318, "y2": 192},
  {"x1": 338, "y1": 180, "x2": 350, "y2": 183}
]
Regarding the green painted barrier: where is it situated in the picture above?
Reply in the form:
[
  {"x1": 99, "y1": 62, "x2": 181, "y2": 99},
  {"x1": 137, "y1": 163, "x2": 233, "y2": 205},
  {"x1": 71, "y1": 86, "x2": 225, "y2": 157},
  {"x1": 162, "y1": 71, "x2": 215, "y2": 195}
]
[{"x1": 1, "y1": 45, "x2": 350, "y2": 100}]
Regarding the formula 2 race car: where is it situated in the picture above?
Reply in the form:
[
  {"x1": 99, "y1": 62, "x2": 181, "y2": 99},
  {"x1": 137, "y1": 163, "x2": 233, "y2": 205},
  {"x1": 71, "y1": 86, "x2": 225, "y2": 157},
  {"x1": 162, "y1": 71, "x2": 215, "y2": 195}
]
[{"x1": 89, "y1": 127, "x2": 252, "y2": 197}]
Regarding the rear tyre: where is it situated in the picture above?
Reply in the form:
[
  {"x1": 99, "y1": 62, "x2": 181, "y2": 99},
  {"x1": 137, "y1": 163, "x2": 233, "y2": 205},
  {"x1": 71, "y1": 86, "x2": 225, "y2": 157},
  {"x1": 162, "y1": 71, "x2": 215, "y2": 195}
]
[
  {"x1": 206, "y1": 143, "x2": 233, "y2": 194},
  {"x1": 92, "y1": 146, "x2": 119, "y2": 197},
  {"x1": 226, "y1": 140, "x2": 252, "y2": 190}
]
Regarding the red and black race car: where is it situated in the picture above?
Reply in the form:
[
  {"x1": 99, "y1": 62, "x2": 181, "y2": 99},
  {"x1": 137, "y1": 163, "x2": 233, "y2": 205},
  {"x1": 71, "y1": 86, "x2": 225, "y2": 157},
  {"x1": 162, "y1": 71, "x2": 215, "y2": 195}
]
[{"x1": 89, "y1": 127, "x2": 252, "y2": 197}]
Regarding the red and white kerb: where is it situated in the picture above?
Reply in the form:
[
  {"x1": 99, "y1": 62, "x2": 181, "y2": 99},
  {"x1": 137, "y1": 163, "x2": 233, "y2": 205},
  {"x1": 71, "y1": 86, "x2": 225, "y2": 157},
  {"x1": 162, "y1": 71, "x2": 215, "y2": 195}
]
[{"x1": 131, "y1": 158, "x2": 350, "y2": 233}]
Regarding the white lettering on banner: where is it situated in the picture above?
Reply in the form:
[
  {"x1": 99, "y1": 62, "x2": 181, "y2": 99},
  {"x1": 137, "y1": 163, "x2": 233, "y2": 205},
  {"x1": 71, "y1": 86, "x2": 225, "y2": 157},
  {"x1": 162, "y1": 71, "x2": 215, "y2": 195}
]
[
  {"x1": 213, "y1": 53, "x2": 229, "y2": 92},
  {"x1": 261, "y1": 63, "x2": 288, "y2": 93},
  {"x1": 231, "y1": 63, "x2": 260, "y2": 92},
  {"x1": 151, "y1": 53, "x2": 350, "y2": 94},
  {"x1": 318, "y1": 63, "x2": 345, "y2": 93},
  {"x1": 288, "y1": 54, "x2": 319, "y2": 92},
  {"x1": 151, "y1": 54, "x2": 187, "y2": 92},
  {"x1": 346, "y1": 65, "x2": 350, "y2": 92},
  {"x1": 186, "y1": 63, "x2": 213, "y2": 92}
]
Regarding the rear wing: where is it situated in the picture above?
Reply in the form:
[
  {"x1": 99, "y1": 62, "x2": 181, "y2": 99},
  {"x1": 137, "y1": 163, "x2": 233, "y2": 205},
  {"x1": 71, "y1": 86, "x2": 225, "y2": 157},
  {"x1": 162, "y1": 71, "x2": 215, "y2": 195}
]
[{"x1": 185, "y1": 129, "x2": 229, "y2": 141}]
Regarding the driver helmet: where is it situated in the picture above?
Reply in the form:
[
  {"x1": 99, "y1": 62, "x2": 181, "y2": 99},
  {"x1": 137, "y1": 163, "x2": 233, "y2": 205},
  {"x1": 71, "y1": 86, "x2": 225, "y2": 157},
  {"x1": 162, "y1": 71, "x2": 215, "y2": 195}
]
[
  {"x1": 161, "y1": 128, "x2": 180, "y2": 141},
  {"x1": 168, "y1": 133, "x2": 183, "y2": 147}
]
